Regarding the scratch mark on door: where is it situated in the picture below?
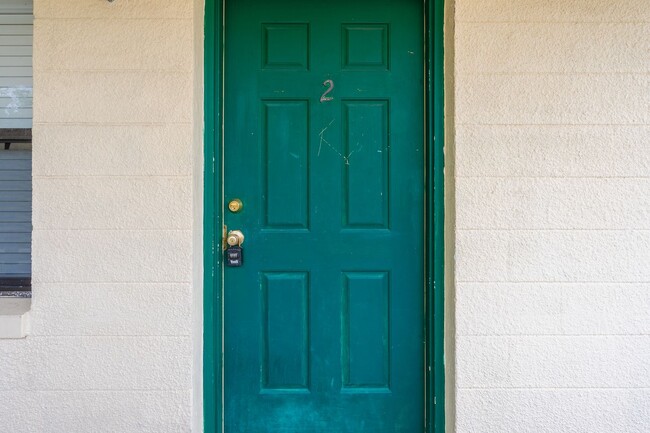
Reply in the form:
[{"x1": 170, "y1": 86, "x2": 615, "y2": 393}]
[
  {"x1": 317, "y1": 119, "x2": 336, "y2": 157},
  {"x1": 317, "y1": 119, "x2": 365, "y2": 165}
]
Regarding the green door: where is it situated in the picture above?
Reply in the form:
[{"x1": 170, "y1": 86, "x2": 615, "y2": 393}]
[{"x1": 224, "y1": 0, "x2": 424, "y2": 431}]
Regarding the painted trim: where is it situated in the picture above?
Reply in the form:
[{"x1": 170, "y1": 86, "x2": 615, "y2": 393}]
[
  {"x1": 203, "y1": 0, "x2": 223, "y2": 432},
  {"x1": 426, "y1": 0, "x2": 446, "y2": 432},
  {"x1": 203, "y1": 1, "x2": 445, "y2": 432}
]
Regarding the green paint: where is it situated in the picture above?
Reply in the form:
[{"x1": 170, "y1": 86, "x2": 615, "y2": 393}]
[
  {"x1": 205, "y1": 0, "x2": 445, "y2": 432},
  {"x1": 203, "y1": 0, "x2": 222, "y2": 432},
  {"x1": 426, "y1": 0, "x2": 446, "y2": 432},
  {"x1": 224, "y1": 1, "x2": 423, "y2": 431}
]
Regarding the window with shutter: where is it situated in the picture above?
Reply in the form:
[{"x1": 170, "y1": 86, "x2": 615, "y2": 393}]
[{"x1": 0, "y1": 0, "x2": 32, "y2": 291}]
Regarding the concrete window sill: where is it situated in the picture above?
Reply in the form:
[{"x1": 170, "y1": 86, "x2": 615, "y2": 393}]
[{"x1": 0, "y1": 291, "x2": 31, "y2": 339}]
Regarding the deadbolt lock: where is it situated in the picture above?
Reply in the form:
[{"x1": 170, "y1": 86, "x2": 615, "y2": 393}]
[{"x1": 228, "y1": 199, "x2": 243, "y2": 213}]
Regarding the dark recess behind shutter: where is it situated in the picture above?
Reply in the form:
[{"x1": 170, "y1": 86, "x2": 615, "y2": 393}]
[{"x1": 0, "y1": 142, "x2": 31, "y2": 290}]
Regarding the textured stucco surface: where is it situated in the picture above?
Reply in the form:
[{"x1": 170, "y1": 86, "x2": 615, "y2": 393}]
[
  {"x1": 1, "y1": 0, "x2": 649, "y2": 432},
  {"x1": 453, "y1": 1, "x2": 650, "y2": 432},
  {"x1": 0, "y1": 0, "x2": 195, "y2": 432}
]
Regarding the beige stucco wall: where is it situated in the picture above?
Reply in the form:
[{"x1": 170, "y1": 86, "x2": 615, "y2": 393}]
[
  {"x1": 453, "y1": 1, "x2": 650, "y2": 432},
  {"x1": 1, "y1": 0, "x2": 649, "y2": 432},
  {"x1": 1, "y1": 1, "x2": 197, "y2": 431}
]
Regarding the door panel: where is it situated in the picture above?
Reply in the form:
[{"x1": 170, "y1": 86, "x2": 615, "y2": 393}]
[
  {"x1": 224, "y1": 0, "x2": 424, "y2": 431},
  {"x1": 262, "y1": 100, "x2": 310, "y2": 228}
]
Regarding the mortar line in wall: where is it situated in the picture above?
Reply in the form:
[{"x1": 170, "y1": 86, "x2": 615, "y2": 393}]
[
  {"x1": 456, "y1": 123, "x2": 650, "y2": 127},
  {"x1": 3, "y1": 389, "x2": 194, "y2": 393},
  {"x1": 457, "y1": 123, "x2": 650, "y2": 126},
  {"x1": 457, "y1": 386, "x2": 650, "y2": 390},
  {"x1": 31, "y1": 228, "x2": 192, "y2": 232},
  {"x1": 455, "y1": 176, "x2": 650, "y2": 179},
  {"x1": 33, "y1": 282, "x2": 191, "y2": 286},
  {"x1": 457, "y1": 20, "x2": 650, "y2": 25},
  {"x1": 458, "y1": 229, "x2": 650, "y2": 231},
  {"x1": 458, "y1": 334, "x2": 650, "y2": 337},
  {"x1": 457, "y1": 228, "x2": 650, "y2": 232},
  {"x1": 33, "y1": 281, "x2": 192, "y2": 284},
  {"x1": 456, "y1": 71, "x2": 650, "y2": 76},
  {"x1": 37, "y1": 70, "x2": 193, "y2": 75},
  {"x1": 31, "y1": 122, "x2": 192, "y2": 126},
  {"x1": 32, "y1": 175, "x2": 192, "y2": 179},
  {"x1": 459, "y1": 281, "x2": 649, "y2": 285},
  {"x1": 31, "y1": 227, "x2": 193, "y2": 231},
  {"x1": 456, "y1": 280, "x2": 650, "y2": 284},
  {"x1": 26, "y1": 335, "x2": 191, "y2": 339},
  {"x1": 35, "y1": 18, "x2": 193, "y2": 22},
  {"x1": 32, "y1": 227, "x2": 192, "y2": 233},
  {"x1": 38, "y1": 68, "x2": 193, "y2": 73}
]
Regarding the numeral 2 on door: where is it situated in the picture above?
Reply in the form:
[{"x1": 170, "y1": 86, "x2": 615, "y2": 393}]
[{"x1": 320, "y1": 79, "x2": 334, "y2": 102}]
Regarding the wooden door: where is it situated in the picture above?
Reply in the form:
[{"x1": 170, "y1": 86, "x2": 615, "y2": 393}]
[{"x1": 223, "y1": 0, "x2": 424, "y2": 431}]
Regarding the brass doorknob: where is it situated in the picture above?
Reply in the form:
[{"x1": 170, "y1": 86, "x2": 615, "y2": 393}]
[{"x1": 226, "y1": 230, "x2": 245, "y2": 247}]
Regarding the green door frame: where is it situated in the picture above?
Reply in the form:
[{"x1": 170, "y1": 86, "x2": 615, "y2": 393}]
[{"x1": 203, "y1": 0, "x2": 445, "y2": 431}]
